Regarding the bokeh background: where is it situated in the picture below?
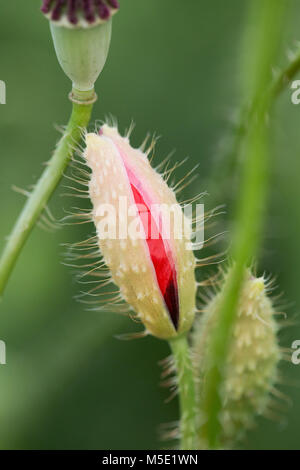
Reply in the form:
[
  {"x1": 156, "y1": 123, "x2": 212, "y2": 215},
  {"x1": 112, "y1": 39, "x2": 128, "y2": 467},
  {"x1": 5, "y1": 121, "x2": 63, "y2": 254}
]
[{"x1": 0, "y1": 0, "x2": 300, "y2": 449}]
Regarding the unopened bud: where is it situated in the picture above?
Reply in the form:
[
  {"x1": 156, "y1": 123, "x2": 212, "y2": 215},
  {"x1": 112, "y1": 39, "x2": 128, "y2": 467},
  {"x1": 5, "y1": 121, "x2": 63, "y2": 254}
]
[
  {"x1": 193, "y1": 269, "x2": 280, "y2": 446},
  {"x1": 83, "y1": 125, "x2": 197, "y2": 339}
]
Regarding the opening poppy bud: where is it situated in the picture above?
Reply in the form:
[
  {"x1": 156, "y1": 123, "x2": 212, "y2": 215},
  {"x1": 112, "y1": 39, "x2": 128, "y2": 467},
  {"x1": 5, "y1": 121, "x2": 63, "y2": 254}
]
[
  {"x1": 193, "y1": 269, "x2": 281, "y2": 447},
  {"x1": 83, "y1": 125, "x2": 197, "y2": 339},
  {"x1": 41, "y1": 1, "x2": 119, "y2": 91}
]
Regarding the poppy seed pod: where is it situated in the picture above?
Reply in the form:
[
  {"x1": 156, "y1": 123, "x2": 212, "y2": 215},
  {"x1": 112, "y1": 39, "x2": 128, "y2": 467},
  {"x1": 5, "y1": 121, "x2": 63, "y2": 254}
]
[
  {"x1": 83, "y1": 125, "x2": 197, "y2": 339},
  {"x1": 41, "y1": 1, "x2": 119, "y2": 91}
]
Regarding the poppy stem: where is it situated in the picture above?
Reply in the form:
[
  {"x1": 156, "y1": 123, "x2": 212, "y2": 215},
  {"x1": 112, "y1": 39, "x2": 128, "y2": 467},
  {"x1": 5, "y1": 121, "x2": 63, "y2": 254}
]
[
  {"x1": 169, "y1": 334, "x2": 197, "y2": 450},
  {"x1": 198, "y1": 0, "x2": 288, "y2": 449},
  {"x1": 0, "y1": 88, "x2": 95, "y2": 297}
]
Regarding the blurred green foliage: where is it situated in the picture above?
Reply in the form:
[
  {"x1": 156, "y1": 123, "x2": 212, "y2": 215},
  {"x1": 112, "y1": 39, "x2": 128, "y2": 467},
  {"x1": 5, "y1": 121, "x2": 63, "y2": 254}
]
[{"x1": 0, "y1": 0, "x2": 300, "y2": 449}]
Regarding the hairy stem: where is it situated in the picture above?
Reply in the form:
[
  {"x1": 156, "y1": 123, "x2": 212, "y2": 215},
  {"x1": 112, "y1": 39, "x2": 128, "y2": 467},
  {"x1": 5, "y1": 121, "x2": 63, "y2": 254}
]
[
  {"x1": 199, "y1": 0, "x2": 288, "y2": 449},
  {"x1": 169, "y1": 334, "x2": 197, "y2": 450},
  {"x1": 209, "y1": 29, "x2": 300, "y2": 207},
  {"x1": 0, "y1": 88, "x2": 95, "y2": 296}
]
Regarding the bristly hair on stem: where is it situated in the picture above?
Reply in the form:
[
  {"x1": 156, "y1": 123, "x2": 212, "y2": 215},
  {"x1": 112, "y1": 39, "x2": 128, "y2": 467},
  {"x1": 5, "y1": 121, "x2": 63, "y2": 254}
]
[
  {"x1": 0, "y1": 88, "x2": 95, "y2": 297},
  {"x1": 199, "y1": 0, "x2": 289, "y2": 449},
  {"x1": 168, "y1": 335, "x2": 197, "y2": 450}
]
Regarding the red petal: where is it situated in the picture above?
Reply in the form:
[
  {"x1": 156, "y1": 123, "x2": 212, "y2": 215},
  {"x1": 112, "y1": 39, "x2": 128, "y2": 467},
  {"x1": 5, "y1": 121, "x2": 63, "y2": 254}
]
[{"x1": 130, "y1": 184, "x2": 179, "y2": 330}]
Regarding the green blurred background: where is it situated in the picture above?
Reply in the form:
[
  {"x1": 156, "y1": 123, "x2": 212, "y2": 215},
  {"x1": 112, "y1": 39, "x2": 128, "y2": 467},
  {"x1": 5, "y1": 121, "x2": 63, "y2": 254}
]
[{"x1": 0, "y1": 0, "x2": 300, "y2": 449}]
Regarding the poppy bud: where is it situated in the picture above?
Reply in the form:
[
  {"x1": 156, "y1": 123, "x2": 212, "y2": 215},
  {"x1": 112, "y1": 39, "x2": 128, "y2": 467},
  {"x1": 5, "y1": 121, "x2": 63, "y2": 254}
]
[
  {"x1": 83, "y1": 125, "x2": 197, "y2": 339},
  {"x1": 193, "y1": 269, "x2": 281, "y2": 447}
]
